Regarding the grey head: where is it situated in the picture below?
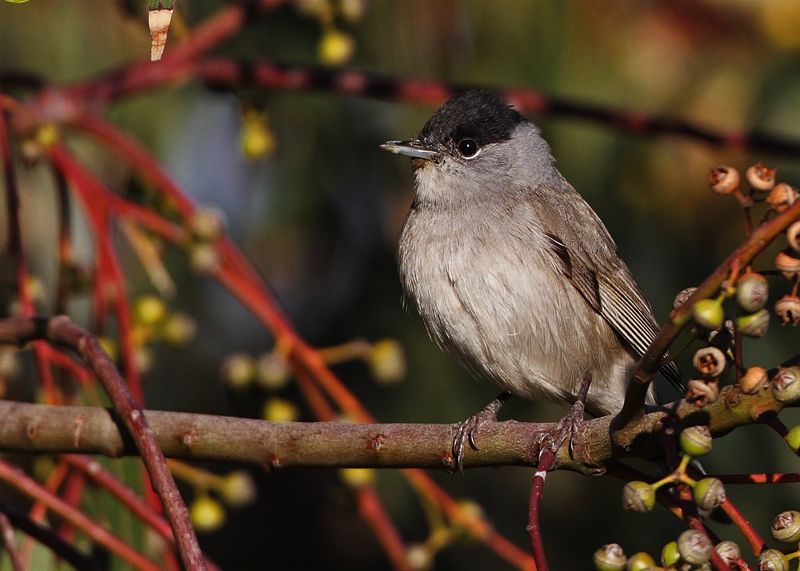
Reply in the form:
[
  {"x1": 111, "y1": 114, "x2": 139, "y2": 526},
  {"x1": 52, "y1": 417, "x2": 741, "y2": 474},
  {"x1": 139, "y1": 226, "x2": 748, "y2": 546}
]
[{"x1": 381, "y1": 89, "x2": 563, "y2": 207}]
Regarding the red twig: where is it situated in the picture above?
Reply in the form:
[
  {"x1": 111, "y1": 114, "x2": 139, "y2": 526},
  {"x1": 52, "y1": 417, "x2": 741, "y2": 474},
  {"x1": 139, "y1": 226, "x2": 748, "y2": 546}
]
[
  {"x1": 356, "y1": 487, "x2": 412, "y2": 571},
  {"x1": 715, "y1": 473, "x2": 800, "y2": 485},
  {"x1": 527, "y1": 450, "x2": 553, "y2": 571},
  {"x1": 0, "y1": 512, "x2": 23, "y2": 571},
  {"x1": 720, "y1": 499, "x2": 766, "y2": 556},
  {"x1": 0, "y1": 459, "x2": 160, "y2": 570}
]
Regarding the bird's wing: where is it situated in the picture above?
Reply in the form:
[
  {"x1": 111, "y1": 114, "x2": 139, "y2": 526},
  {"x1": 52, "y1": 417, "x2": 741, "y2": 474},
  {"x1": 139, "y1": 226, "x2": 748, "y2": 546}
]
[{"x1": 544, "y1": 233, "x2": 684, "y2": 392}]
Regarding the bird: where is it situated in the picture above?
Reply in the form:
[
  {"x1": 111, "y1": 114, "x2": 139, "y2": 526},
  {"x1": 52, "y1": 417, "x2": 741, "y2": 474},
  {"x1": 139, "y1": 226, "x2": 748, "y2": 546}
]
[{"x1": 381, "y1": 89, "x2": 683, "y2": 468}]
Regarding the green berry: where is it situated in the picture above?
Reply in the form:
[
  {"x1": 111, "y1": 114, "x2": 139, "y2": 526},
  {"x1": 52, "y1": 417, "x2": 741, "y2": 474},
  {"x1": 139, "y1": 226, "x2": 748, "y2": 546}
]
[
  {"x1": 736, "y1": 272, "x2": 769, "y2": 312},
  {"x1": 625, "y1": 551, "x2": 656, "y2": 571},
  {"x1": 772, "y1": 511, "x2": 800, "y2": 544},
  {"x1": 593, "y1": 544, "x2": 626, "y2": 571},
  {"x1": 622, "y1": 481, "x2": 655, "y2": 513},
  {"x1": 692, "y1": 298, "x2": 724, "y2": 330},
  {"x1": 679, "y1": 425, "x2": 712, "y2": 457},
  {"x1": 714, "y1": 540, "x2": 740, "y2": 566},
  {"x1": 660, "y1": 541, "x2": 680, "y2": 567},
  {"x1": 190, "y1": 495, "x2": 226, "y2": 533},
  {"x1": 692, "y1": 478, "x2": 726, "y2": 511},
  {"x1": 677, "y1": 529, "x2": 712, "y2": 565},
  {"x1": 784, "y1": 425, "x2": 800, "y2": 451},
  {"x1": 758, "y1": 549, "x2": 789, "y2": 571},
  {"x1": 772, "y1": 367, "x2": 800, "y2": 403}
]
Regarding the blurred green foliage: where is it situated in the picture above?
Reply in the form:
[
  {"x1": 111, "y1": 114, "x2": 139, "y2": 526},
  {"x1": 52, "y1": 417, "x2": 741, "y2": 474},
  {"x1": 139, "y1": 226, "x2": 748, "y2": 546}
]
[{"x1": 1, "y1": 1, "x2": 800, "y2": 569}]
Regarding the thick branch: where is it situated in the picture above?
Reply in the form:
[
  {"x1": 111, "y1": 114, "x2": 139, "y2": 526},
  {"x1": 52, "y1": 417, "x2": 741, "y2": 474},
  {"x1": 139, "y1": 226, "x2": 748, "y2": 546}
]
[{"x1": 0, "y1": 383, "x2": 791, "y2": 472}]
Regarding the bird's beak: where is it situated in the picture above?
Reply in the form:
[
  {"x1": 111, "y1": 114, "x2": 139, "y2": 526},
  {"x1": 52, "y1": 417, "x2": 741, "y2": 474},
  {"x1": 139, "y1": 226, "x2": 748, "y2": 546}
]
[{"x1": 380, "y1": 139, "x2": 440, "y2": 161}]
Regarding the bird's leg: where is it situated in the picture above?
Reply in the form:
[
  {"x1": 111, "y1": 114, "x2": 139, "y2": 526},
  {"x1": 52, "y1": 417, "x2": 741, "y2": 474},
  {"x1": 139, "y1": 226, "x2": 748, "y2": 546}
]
[
  {"x1": 535, "y1": 373, "x2": 592, "y2": 462},
  {"x1": 452, "y1": 391, "x2": 512, "y2": 474}
]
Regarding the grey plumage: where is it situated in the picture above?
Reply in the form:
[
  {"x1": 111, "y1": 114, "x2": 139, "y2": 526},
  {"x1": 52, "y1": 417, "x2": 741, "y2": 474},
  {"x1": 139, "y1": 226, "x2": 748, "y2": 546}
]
[{"x1": 384, "y1": 89, "x2": 681, "y2": 417}]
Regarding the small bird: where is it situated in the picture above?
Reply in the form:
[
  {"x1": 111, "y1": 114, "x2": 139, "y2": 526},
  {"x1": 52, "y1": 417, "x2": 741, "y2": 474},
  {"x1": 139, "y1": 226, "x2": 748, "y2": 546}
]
[{"x1": 381, "y1": 89, "x2": 682, "y2": 466}]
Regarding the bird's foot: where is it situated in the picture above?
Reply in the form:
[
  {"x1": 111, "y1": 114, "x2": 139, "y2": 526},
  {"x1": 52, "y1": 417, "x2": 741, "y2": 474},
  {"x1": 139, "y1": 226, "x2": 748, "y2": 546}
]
[
  {"x1": 533, "y1": 373, "x2": 592, "y2": 463},
  {"x1": 452, "y1": 391, "x2": 511, "y2": 474}
]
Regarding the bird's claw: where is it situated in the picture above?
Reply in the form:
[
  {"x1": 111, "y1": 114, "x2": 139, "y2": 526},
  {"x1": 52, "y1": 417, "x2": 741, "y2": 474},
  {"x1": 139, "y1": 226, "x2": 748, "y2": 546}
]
[{"x1": 451, "y1": 392, "x2": 510, "y2": 474}]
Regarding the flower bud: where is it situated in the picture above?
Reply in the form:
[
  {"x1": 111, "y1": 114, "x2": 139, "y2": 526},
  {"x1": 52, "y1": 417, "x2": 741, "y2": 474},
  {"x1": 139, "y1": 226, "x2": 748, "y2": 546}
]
[
  {"x1": 766, "y1": 182, "x2": 798, "y2": 213},
  {"x1": 746, "y1": 162, "x2": 776, "y2": 191},
  {"x1": 686, "y1": 379, "x2": 719, "y2": 406},
  {"x1": 715, "y1": 540, "x2": 741, "y2": 566},
  {"x1": 366, "y1": 339, "x2": 406, "y2": 384},
  {"x1": 692, "y1": 477, "x2": 726, "y2": 511},
  {"x1": 680, "y1": 425, "x2": 712, "y2": 457},
  {"x1": 775, "y1": 295, "x2": 800, "y2": 326},
  {"x1": 692, "y1": 346, "x2": 726, "y2": 378},
  {"x1": 736, "y1": 309, "x2": 770, "y2": 337},
  {"x1": 788, "y1": 221, "x2": 800, "y2": 253},
  {"x1": 692, "y1": 298, "x2": 724, "y2": 330},
  {"x1": 660, "y1": 541, "x2": 680, "y2": 567},
  {"x1": 736, "y1": 272, "x2": 769, "y2": 312},
  {"x1": 190, "y1": 495, "x2": 226, "y2": 533},
  {"x1": 134, "y1": 295, "x2": 168, "y2": 327},
  {"x1": 739, "y1": 366, "x2": 768, "y2": 394},
  {"x1": 785, "y1": 425, "x2": 800, "y2": 452},
  {"x1": 708, "y1": 165, "x2": 740, "y2": 195},
  {"x1": 189, "y1": 207, "x2": 226, "y2": 242},
  {"x1": 759, "y1": 549, "x2": 789, "y2": 571},
  {"x1": 772, "y1": 367, "x2": 800, "y2": 403},
  {"x1": 775, "y1": 251, "x2": 800, "y2": 280},
  {"x1": 677, "y1": 529, "x2": 712, "y2": 565},
  {"x1": 622, "y1": 481, "x2": 655, "y2": 513},
  {"x1": 262, "y1": 397, "x2": 298, "y2": 422},
  {"x1": 772, "y1": 510, "x2": 800, "y2": 544},
  {"x1": 256, "y1": 351, "x2": 291, "y2": 390},
  {"x1": 594, "y1": 544, "x2": 626, "y2": 571},
  {"x1": 221, "y1": 353, "x2": 256, "y2": 390},
  {"x1": 626, "y1": 552, "x2": 656, "y2": 571},
  {"x1": 218, "y1": 471, "x2": 257, "y2": 508}
]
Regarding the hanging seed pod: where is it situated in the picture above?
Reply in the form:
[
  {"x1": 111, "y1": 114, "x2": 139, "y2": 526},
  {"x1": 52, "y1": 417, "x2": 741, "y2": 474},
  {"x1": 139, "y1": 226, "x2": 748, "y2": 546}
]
[
  {"x1": 692, "y1": 298, "x2": 724, "y2": 330},
  {"x1": 766, "y1": 182, "x2": 798, "y2": 213},
  {"x1": 708, "y1": 165, "x2": 740, "y2": 195},
  {"x1": 626, "y1": 552, "x2": 657, "y2": 571},
  {"x1": 739, "y1": 366, "x2": 768, "y2": 394},
  {"x1": 775, "y1": 295, "x2": 800, "y2": 326},
  {"x1": 661, "y1": 541, "x2": 680, "y2": 567},
  {"x1": 686, "y1": 379, "x2": 719, "y2": 406},
  {"x1": 692, "y1": 346, "x2": 726, "y2": 378},
  {"x1": 759, "y1": 549, "x2": 790, "y2": 571},
  {"x1": 736, "y1": 272, "x2": 769, "y2": 312},
  {"x1": 746, "y1": 162, "x2": 776, "y2": 191}
]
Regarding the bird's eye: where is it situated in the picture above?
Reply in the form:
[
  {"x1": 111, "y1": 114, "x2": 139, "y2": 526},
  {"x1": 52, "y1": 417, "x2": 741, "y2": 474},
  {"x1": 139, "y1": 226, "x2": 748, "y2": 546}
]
[{"x1": 456, "y1": 138, "x2": 480, "y2": 158}]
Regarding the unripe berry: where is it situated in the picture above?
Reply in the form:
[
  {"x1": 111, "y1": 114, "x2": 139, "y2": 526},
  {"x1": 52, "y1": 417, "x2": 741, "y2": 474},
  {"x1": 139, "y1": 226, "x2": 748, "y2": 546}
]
[
  {"x1": 160, "y1": 312, "x2": 197, "y2": 348},
  {"x1": 708, "y1": 165, "x2": 740, "y2": 195},
  {"x1": 785, "y1": 425, "x2": 800, "y2": 451},
  {"x1": 189, "y1": 207, "x2": 226, "y2": 241},
  {"x1": 759, "y1": 548, "x2": 789, "y2": 571},
  {"x1": 256, "y1": 351, "x2": 291, "y2": 390},
  {"x1": 680, "y1": 425, "x2": 712, "y2": 457},
  {"x1": 736, "y1": 308, "x2": 770, "y2": 338},
  {"x1": 134, "y1": 295, "x2": 168, "y2": 327},
  {"x1": 190, "y1": 495, "x2": 226, "y2": 533},
  {"x1": 692, "y1": 477, "x2": 726, "y2": 511},
  {"x1": 240, "y1": 110, "x2": 276, "y2": 160},
  {"x1": 189, "y1": 243, "x2": 220, "y2": 274},
  {"x1": 692, "y1": 298, "x2": 724, "y2": 330},
  {"x1": 771, "y1": 367, "x2": 800, "y2": 403},
  {"x1": 593, "y1": 544, "x2": 626, "y2": 571},
  {"x1": 339, "y1": 468, "x2": 376, "y2": 488},
  {"x1": 622, "y1": 481, "x2": 655, "y2": 513},
  {"x1": 746, "y1": 162, "x2": 776, "y2": 191},
  {"x1": 660, "y1": 541, "x2": 680, "y2": 567},
  {"x1": 318, "y1": 29, "x2": 355, "y2": 66},
  {"x1": 625, "y1": 552, "x2": 656, "y2": 571},
  {"x1": 739, "y1": 366, "x2": 768, "y2": 394},
  {"x1": 262, "y1": 397, "x2": 298, "y2": 422},
  {"x1": 714, "y1": 540, "x2": 741, "y2": 566},
  {"x1": 677, "y1": 529, "x2": 712, "y2": 565},
  {"x1": 772, "y1": 510, "x2": 800, "y2": 544},
  {"x1": 736, "y1": 272, "x2": 769, "y2": 312}
]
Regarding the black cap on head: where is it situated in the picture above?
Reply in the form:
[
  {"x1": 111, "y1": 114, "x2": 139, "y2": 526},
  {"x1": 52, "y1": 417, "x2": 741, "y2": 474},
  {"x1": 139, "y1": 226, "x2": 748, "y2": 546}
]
[{"x1": 419, "y1": 89, "x2": 522, "y2": 149}]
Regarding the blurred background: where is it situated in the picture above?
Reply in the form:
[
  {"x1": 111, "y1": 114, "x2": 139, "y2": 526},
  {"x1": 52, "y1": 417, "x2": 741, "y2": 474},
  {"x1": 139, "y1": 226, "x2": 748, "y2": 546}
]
[{"x1": 1, "y1": 0, "x2": 800, "y2": 569}]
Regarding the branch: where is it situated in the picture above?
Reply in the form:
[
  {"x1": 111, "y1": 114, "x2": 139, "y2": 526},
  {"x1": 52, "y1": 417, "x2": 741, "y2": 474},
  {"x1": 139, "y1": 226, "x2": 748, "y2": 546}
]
[{"x1": 0, "y1": 383, "x2": 792, "y2": 471}]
